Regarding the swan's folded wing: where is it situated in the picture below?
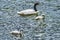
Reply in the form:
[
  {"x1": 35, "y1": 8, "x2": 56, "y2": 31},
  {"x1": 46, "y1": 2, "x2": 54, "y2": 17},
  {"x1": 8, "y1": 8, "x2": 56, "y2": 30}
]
[{"x1": 17, "y1": 9, "x2": 39, "y2": 15}]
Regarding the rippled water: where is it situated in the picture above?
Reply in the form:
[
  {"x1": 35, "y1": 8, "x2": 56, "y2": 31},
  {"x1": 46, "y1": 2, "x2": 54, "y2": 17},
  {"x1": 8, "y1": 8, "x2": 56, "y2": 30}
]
[{"x1": 0, "y1": 0, "x2": 60, "y2": 40}]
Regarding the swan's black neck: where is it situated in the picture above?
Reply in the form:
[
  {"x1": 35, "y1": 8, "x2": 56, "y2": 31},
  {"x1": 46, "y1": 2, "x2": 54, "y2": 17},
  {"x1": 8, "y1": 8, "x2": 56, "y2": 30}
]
[{"x1": 34, "y1": 3, "x2": 39, "y2": 11}]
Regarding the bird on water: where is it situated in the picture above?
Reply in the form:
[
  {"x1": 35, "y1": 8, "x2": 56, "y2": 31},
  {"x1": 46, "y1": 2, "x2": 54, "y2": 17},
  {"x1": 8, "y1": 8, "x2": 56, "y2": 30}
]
[
  {"x1": 10, "y1": 30, "x2": 23, "y2": 37},
  {"x1": 17, "y1": 2, "x2": 39, "y2": 16}
]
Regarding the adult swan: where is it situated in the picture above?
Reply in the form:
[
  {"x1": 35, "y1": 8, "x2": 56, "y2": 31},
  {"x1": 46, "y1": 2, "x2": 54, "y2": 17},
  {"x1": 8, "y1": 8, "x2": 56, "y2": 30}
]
[{"x1": 17, "y1": 2, "x2": 39, "y2": 16}]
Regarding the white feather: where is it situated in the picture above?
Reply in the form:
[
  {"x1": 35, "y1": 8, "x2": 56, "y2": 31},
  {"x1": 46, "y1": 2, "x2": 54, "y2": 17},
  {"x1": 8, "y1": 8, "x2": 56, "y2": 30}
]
[
  {"x1": 35, "y1": 16, "x2": 43, "y2": 19},
  {"x1": 35, "y1": 14, "x2": 45, "y2": 20},
  {"x1": 10, "y1": 30, "x2": 20, "y2": 34},
  {"x1": 17, "y1": 9, "x2": 39, "y2": 15}
]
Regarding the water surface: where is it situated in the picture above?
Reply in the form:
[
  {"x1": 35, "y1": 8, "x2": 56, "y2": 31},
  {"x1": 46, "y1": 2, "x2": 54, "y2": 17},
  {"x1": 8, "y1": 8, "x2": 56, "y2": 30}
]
[{"x1": 0, "y1": 0, "x2": 60, "y2": 40}]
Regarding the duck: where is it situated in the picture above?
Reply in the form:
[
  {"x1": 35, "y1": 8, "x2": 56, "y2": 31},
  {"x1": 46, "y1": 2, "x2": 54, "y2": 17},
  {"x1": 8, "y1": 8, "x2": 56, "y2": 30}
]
[
  {"x1": 10, "y1": 30, "x2": 23, "y2": 37},
  {"x1": 17, "y1": 2, "x2": 39, "y2": 16}
]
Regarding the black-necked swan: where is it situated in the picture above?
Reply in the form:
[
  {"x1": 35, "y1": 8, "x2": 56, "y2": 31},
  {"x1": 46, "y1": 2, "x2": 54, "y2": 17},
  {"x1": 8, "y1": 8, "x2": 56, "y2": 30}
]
[{"x1": 17, "y1": 3, "x2": 39, "y2": 16}]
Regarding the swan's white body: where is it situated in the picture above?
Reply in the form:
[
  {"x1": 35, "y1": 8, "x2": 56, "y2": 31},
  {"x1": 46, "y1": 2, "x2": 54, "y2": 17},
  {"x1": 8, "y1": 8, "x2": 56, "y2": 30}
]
[
  {"x1": 10, "y1": 30, "x2": 23, "y2": 37},
  {"x1": 10, "y1": 30, "x2": 20, "y2": 34},
  {"x1": 17, "y1": 9, "x2": 39, "y2": 16},
  {"x1": 35, "y1": 14, "x2": 45, "y2": 20},
  {"x1": 35, "y1": 16, "x2": 44, "y2": 20}
]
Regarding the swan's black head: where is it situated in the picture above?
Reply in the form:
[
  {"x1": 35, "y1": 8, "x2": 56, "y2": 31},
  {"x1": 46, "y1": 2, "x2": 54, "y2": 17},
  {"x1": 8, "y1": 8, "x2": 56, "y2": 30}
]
[
  {"x1": 35, "y1": 2, "x2": 39, "y2": 5},
  {"x1": 34, "y1": 2, "x2": 39, "y2": 11}
]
